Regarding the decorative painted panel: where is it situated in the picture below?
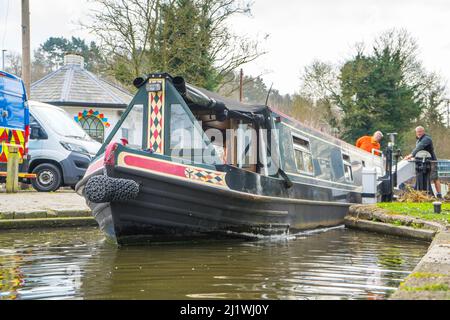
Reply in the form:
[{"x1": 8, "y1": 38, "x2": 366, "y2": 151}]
[
  {"x1": 147, "y1": 79, "x2": 165, "y2": 154},
  {"x1": 184, "y1": 167, "x2": 226, "y2": 186}
]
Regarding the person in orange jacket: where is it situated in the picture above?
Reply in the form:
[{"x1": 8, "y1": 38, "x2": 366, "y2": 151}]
[{"x1": 355, "y1": 131, "x2": 383, "y2": 156}]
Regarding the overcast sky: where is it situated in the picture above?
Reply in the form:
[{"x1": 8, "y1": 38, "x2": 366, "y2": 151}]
[{"x1": 1, "y1": 0, "x2": 450, "y2": 94}]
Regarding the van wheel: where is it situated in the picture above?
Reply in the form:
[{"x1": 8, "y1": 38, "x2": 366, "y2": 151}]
[{"x1": 31, "y1": 163, "x2": 62, "y2": 192}]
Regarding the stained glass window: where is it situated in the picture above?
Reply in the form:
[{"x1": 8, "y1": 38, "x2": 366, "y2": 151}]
[{"x1": 79, "y1": 115, "x2": 104, "y2": 143}]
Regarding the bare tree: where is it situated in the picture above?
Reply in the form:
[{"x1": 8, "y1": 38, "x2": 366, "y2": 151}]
[
  {"x1": 204, "y1": 0, "x2": 268, "y2": 88},
  {"x1": 373, "y1": 29, "x2": 422, "y2": 87},
  {"x1": 300, "y1": 60, "x2": 340, "y2": 102},
  {"x1": 418, "y1": 72, "x2": 448, "y2": 126},
  {"x1": 4, "y1": 52, "x2": 22, "y2": 76},
  {"x1": 83, "y1": 0, "x2": 266, "y2": 88},
  {"x1": 85, "y1": 0, "x2": 161, "y2": 77},
  {"x1": 300, "y1": 60, "x2": 342, "y2": 130}
]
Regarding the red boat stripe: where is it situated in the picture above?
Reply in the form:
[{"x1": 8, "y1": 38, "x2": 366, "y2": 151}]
[{"x1": 123, "y1": 155, "x2": 186, "y2": 178}]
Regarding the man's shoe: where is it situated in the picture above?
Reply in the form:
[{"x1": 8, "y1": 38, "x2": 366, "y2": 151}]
[{"x1": 436, "y1": 193, "x2": 442, "y2": 199}]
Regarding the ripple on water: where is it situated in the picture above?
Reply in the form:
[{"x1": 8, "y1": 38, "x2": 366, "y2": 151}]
[{"x1": 0, "y1": 226, "x2": 428, "y2": 300}]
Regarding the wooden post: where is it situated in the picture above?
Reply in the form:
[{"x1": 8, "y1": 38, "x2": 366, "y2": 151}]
[
  {"x1": 6, "y1": 145, "x2": 20, "y2": 193},
  {"x1": 21, "y1": 0, "x2": 31, "y2": 95}
]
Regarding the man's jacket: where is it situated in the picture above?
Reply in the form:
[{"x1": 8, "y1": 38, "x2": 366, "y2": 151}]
[
  {"x1": 356, "y1": 136, "x2": 381, "y2": 155},
  {"x1": 412, "y1": 134, "x2": 437, "y2": 160}
]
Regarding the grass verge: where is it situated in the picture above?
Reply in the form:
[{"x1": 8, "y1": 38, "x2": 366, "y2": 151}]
[{"x1": 377, "y1": 202, "x2": 450, "y2": 225}]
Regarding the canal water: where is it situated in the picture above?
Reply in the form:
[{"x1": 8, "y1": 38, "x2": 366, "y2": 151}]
[{"x1": 0, "y1": 226, "x2": 428, "y2": 300}]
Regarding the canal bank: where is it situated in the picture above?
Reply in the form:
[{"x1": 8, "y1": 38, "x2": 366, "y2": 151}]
[
  {"x1": 0, "y1": 191, "x2": 95, "y2": 229},
  {"x1": 345, "y1": 204, "x2": 450, "y2": 300}
]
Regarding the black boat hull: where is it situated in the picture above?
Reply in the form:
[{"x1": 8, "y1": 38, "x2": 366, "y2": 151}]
[{"x1": 83, "y1": 165, "x2": 350, "y2": 245}]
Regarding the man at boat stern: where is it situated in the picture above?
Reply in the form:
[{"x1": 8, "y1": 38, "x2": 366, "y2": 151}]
[
  {"x1": 404, "y1": 126, "x2": 442, "y2": 199},
  {"x1": 355, "y1": 131, "x2": 383, "y2": 156}
]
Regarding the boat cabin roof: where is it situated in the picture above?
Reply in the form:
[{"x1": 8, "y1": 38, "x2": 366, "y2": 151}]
[{"x1": 186, "y1": 83, "x2": 268, "y2": 114}]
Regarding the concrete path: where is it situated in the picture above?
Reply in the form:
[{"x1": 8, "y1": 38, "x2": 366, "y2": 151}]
[
  {"x1": 0, "y1": 191, "x2": 89, "y2": 212},
  {"x1": 0, "y1": 191, "x2": 94, "y2": 229}
]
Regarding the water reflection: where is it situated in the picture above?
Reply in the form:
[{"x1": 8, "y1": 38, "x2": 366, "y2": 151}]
[{"x1": 0, "y1": 227, "x2": 428, "y2": 300}]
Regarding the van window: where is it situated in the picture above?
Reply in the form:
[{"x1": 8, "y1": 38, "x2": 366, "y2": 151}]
[
  {"x1": 30, "y1": 114, "x2": 38, "y2": 125},
  {"x1": 292, "y1": 135, "x2": 314, "y2": 174},
  {"x1": 32, "y1": 106, "x2": 89, "y2": 139},
  {"x1": 342, "y1": 153, "x2": 353, "y2": 182}
]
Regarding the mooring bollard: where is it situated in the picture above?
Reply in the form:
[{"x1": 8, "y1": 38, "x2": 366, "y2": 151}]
[
  {"x1": 6, "y1": 145, "x2": 20, "y2": 193},
  {"x1": 433, "y1": 201, "x2": 442, "y2": 214}
]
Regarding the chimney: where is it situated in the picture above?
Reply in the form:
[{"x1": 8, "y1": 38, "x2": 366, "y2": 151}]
[{"x1": 64, "y1": 54, "x2": 85, "y2": 69}]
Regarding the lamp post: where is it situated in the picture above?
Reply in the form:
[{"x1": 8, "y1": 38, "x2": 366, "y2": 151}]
[
  {"x1": 381, "y1": 132, "x2": 398, "y2": 202},
  {"x1": 1, "y1": 50, "x2": 6, "y2": 70}
]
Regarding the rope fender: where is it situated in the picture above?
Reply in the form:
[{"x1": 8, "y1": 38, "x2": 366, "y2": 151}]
[{"x1": 85, "y1": 175, "x2": 140, "y2": 203}]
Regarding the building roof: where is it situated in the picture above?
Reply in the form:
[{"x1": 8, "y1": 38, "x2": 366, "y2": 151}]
[{"x1": 31, "y1": 54, "x2": 133, "y2": 108}]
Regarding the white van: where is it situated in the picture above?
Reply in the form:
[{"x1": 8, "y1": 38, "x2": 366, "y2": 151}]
[{"x1": 28, "y1": 101, "x2": 102, "y2": 192}]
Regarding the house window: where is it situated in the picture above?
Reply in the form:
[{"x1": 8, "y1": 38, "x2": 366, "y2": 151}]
[
  {"x1": 292, "y1": 134, "x2": 314, "y2": 174},
  {"x1": 79, "y1": 115, "x2": 105, "y2": 143},
  {"x1": 342, "y1": 153, "x2": 353, "y2": 182}
]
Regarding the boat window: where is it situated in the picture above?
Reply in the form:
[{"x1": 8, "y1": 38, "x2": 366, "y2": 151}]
[
  {"x1": 121, "y1": 128, "x2": 129, "y2": 140},
  {"x1": 170, "y1": 104, "x2": 205, "y2": 148},
  {"x1": 170, "y1": 104, "x2": 219, "y2": 164},
  {"x1": 317, "y1": 157, "x2": 332, "y2": 179},
  {"x1": 278, "y1": 124, "x2": 296, "y2": 173},
  {"x1": 109, "y1": 103, "x2": 144, "y2": 150},
  {"x1": 237, "y1": 122, "x2": 257, "y2": 171},
  {"x1": 342, "y1": 153, "x2": 353, "y2": 182},
  {"x1": 292, "y1": 134, "x2": 314, "y2": 174}
]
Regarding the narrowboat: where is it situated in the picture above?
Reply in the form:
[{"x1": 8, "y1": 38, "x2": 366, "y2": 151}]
[{"x1": 76, "y1": 73, "x2": 384, "y2": 245}]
